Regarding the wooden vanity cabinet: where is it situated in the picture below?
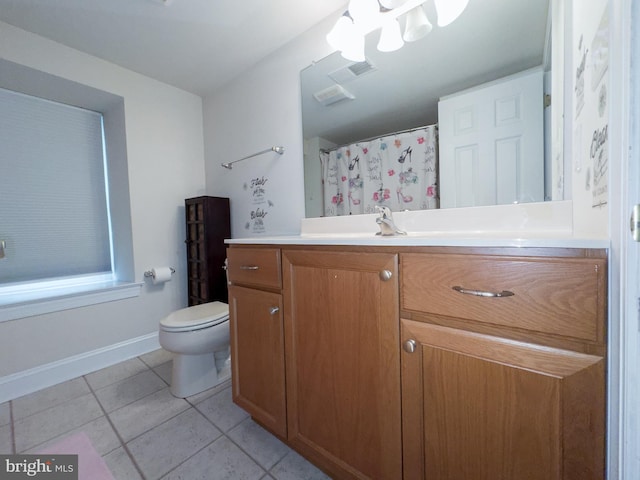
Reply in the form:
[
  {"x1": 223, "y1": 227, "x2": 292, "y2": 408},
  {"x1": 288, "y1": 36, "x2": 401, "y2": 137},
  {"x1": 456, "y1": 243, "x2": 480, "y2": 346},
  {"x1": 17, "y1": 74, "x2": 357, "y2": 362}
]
[
  {"x1": 228, "y1": 244, "x2": 607, "y2": 480},
  {"x1": 400, "y1": 250, "x2": 607, "y2": 480},
  {"x1": 227, "y1": 247, "x2": 287, "y2": 437},
  {"x1": 282, "y1": 250, "x2": 402, "y2": 480}
]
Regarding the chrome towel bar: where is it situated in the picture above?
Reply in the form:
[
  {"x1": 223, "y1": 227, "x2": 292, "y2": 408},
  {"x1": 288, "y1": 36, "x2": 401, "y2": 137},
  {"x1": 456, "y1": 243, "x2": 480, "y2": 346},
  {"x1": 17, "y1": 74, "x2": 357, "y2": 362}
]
[{"x1": 221, "y1": 146, "x2": 284, "y2": 169}]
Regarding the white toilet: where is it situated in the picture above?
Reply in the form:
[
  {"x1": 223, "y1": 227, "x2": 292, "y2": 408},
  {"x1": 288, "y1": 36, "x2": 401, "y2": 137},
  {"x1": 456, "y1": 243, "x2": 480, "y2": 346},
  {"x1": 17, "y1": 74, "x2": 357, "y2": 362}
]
[{"x1": 159, "y1": 301, "x2": 231, "y2": 398}]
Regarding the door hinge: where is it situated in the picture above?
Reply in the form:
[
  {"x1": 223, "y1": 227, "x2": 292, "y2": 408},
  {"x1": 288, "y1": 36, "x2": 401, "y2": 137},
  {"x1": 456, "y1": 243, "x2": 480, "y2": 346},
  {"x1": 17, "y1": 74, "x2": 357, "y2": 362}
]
[
  {"x1": 544, "y1": 94, "x2": 552, "y2": 108},
  {"x1": 631, "y1": 205, "x2": 640, "y2": 242}
]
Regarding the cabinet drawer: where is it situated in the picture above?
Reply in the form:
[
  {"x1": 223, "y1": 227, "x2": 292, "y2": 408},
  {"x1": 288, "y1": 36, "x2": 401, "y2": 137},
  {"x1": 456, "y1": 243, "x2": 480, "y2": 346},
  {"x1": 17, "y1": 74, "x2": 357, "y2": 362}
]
[
  {"x1": 401, "y1": 254, "x2": 605, "y2": 342},
  {"x1": 227, "y1": 248, "x2": 281, "y2": 290}
]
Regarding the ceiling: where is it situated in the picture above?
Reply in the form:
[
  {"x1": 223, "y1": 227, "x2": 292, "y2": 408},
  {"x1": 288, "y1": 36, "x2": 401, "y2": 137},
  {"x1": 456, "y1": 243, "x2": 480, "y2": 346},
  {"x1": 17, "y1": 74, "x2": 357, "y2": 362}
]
[{"x1": 0, "y1": 0, "x2": 346, "y2": 96}]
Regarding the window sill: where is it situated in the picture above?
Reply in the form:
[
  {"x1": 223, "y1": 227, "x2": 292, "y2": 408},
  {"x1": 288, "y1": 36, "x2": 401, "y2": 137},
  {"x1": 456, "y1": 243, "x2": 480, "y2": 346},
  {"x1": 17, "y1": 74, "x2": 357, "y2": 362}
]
[{"x1": 0, "y1": 281, "x2": 143, "y2": 323}]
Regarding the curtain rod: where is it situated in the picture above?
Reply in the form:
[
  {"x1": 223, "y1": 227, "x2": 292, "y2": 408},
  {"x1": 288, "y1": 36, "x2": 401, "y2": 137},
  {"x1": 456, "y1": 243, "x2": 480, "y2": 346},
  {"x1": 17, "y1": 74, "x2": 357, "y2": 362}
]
[
  {"x1": 320, "y1": 123, "x2": 438, "y2": 153},
  {"x1": 221, "y1": 146, "x2": 284, "y2": 169}
]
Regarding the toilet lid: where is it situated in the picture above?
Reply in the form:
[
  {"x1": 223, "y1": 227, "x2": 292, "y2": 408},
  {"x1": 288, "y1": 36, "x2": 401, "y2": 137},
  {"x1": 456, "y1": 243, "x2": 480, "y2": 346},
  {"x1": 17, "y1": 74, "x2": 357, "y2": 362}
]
[{"x1": 160, "y1": 301, "x2": 229, "y2": 332}]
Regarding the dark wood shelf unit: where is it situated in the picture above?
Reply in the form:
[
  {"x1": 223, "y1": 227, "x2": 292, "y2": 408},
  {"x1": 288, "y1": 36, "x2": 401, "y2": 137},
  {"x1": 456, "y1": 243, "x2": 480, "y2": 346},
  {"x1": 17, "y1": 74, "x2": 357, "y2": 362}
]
[{"x1": 185, "y1": 196, "x2": 230, "y2": 306}]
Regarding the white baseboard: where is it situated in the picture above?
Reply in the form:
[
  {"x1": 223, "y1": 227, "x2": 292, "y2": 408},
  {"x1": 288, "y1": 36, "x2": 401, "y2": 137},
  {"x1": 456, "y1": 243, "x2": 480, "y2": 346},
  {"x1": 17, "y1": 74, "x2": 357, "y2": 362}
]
[{"x1": 0, "y1": 332, "x2": 160, "y2": 404}]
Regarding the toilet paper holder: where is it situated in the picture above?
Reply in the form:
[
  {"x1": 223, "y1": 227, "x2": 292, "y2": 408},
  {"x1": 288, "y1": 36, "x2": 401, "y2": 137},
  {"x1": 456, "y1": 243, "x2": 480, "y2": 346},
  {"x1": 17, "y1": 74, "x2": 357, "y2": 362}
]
[{"x1": 144, "y1": 267, "x2": 176, "y2": 278}]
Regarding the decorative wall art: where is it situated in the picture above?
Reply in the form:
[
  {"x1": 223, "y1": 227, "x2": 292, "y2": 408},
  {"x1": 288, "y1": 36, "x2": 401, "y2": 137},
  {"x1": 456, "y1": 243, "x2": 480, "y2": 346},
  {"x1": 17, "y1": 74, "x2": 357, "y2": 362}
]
[
  {"x1": 590, "y1": 7, "x2": 609, "y2": 208},
  {"x1": 573, "y1": 3, "x2": 609, "y2": 209},
  {"x1": 244, "y1": 175, "x2": 271, "y2": 234}
]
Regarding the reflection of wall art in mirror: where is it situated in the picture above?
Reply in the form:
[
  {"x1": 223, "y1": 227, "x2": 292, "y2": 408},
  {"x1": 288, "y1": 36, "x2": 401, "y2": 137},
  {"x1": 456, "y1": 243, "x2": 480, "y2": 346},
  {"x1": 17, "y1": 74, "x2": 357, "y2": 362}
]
[{"x1": 302, "y1": 0, "x2": 568, "y2": 218}]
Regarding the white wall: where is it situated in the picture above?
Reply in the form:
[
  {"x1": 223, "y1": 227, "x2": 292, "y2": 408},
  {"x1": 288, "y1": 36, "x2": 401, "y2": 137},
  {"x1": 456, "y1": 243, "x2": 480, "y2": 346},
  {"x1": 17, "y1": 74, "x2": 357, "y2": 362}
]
[
  {"x1": 203, "y1": 14, "x2": 338, "y2": 238},
  {"x1": 0, "y1": 22, "x2": 207, "y2": 377}
]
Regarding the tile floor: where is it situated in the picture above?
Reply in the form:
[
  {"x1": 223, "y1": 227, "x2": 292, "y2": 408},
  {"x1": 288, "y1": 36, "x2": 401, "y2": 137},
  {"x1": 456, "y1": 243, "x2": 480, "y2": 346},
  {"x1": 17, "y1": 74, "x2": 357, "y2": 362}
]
[{"x1": 0, "y1": 349, "x2": 331, "y2": 480}]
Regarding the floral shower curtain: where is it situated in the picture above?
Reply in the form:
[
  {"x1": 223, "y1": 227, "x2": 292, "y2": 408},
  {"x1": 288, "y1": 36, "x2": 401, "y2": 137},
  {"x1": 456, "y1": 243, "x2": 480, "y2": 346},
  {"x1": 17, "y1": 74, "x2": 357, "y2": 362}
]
[{"x1": 321, "y1": 126, "x2": 438, "y2": 216}]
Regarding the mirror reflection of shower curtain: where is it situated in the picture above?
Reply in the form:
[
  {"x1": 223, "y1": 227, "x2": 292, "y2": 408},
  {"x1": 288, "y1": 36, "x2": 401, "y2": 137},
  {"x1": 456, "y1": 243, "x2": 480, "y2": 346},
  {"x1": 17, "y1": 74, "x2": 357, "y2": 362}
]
[{"x1": 321, "y1": 126, "x2": 438, "y2": 217}]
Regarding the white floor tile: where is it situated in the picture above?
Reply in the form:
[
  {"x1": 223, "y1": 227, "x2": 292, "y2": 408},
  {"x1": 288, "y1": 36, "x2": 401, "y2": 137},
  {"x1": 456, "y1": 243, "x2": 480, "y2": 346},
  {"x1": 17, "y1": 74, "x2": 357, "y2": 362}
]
[
  {"x1": 0, "y1": 402, "x2": 11, "y2": 426},
  {"x1": 85, "y1": 357, "x2": 149, "y2": 390},
  {"x1": 12, "y1": 377, "x2": 90, "y2": 421},
  {"x1": 14, "y1": 393, "x2": 103, "y2": 452},
  {"x1": 140, "y1": 349, "x2": 173, "y2": 368},
  {"x1": 186, "y1": 379, "x2": 232, "y2": 405},
  {"x1": 127, "y1": 407, "x2": 221, "y2": 480},
  {"x1": 153, "y1": 360, "x2": 173, "y2": 385},
  {"x1": 161, "y1": 436, "x2": 265, "y2": 480},
  {"x1": 228, "y1": 418, "x2": 290, "y2": 471},
  {"x1": 108, "y1": 388, "x2": 189, "y2": 442},
  {"x1": 195, "y1": 386, "x2": 249, "y2": 432},
  {"x1": 95, "y1": 369, "x2": 167, "y2": 412},
  {"x1": 6, "y1": 355, "x2": 332, "y2": 480},
  {"x1": 25, "y1": 416, "x2": 121, "y2": 457},
  {"x1": 0, "y1": 424, "x2": 12, "y2": 454},
  {"x1": 103, "y1": 446, "x2": 143, "y2": 480},
  {"x1": 271, "y1": 450, "x2": 332, "y2": 480}
]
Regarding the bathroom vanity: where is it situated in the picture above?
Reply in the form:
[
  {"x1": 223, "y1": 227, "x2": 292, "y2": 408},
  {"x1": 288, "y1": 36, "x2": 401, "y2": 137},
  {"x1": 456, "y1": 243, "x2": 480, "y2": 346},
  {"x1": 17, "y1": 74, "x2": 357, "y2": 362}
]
[{"x1": 226, "y1": 233, "x2": 607, "y2": 480}]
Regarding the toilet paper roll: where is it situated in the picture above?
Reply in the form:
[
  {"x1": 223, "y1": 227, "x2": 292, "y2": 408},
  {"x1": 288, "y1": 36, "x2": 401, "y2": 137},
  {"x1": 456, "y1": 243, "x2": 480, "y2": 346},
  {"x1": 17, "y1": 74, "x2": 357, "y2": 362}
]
[{"x1": 151, "y1": 267, "x2": 173, "y2": 285}]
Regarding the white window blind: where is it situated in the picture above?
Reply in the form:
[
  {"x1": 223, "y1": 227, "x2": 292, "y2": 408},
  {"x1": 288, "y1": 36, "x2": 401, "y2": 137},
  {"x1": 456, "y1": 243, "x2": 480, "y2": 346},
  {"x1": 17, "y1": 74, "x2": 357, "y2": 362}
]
[{"x1": 0, "y1": 87, "x2": 112, "y2": 284}]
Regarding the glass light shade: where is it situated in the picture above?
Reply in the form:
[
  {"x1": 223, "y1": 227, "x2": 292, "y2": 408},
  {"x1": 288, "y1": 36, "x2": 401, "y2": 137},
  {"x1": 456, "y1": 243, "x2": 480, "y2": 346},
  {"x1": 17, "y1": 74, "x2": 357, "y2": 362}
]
[
  {"x1": 327, "y1": 15, "x2": 353, "y2": 51},
  {"x1": 348, "y1": 0, "x2": 379, "y2": 24},
  {"x1": 377, "y1": 19, "x2": 404, "y2": 52},
  {"x1": 379, "y1": 0, "x2": 410, "y2": 8},
  {"x1": 433, "y1": 0, "x2": 469, "y2": 27},
  {"x1": 341, "y1": 25, "x2": 366, "y2": 62},
  {"x1": 403, "y1": 5, "x2": 432, "y2": 42}
]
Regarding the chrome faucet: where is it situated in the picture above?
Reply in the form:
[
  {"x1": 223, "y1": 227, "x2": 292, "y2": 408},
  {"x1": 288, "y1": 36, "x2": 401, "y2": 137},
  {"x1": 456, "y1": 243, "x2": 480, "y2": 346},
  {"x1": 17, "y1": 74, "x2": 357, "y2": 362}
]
[{"x1": 375, "y1": 206, "x2": 406, "y2": 236}]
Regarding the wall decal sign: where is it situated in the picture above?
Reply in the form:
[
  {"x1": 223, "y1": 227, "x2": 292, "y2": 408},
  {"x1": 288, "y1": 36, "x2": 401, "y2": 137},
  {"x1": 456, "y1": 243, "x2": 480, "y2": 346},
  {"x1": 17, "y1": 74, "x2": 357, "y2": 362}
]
[
  {"x1": 244, "y1": 175, "x2": 273, "y2": 233},
  {"x1": 590, "y1": 9, "x2": 609, "y2": 91},
  {"x1": 575, "y1": 42, "x2": 587, "y2": 119},
  {"x1": 591, "y1": 124, "x2": 608, "y2": 207}
]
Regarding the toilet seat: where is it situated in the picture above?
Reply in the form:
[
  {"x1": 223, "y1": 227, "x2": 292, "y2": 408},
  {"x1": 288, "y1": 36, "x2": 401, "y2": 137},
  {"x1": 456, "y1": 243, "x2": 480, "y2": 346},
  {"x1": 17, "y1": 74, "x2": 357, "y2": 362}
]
[{"x1": 160, "y1": 301, "x2": 229, "y2": 333}]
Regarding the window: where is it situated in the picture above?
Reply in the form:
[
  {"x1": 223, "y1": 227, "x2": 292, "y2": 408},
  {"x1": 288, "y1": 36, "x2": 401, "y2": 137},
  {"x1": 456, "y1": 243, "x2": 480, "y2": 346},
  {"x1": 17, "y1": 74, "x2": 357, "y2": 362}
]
[
  {"x1": 0, "y1": 87, "x2": 113, "y2": 283},
  {"x1": 0, "y1": 60, "x2": 139, "y2": 321}
]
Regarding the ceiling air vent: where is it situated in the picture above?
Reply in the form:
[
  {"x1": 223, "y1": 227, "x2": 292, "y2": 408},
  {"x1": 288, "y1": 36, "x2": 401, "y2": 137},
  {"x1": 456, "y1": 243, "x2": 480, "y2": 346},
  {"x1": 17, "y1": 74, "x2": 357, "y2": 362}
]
[
  {"x1": 313, "y1": 84, "x2": 355, "y2": 106},
  {"x1": 328, "y1": 60, "x2": 377, "y2": 84}
]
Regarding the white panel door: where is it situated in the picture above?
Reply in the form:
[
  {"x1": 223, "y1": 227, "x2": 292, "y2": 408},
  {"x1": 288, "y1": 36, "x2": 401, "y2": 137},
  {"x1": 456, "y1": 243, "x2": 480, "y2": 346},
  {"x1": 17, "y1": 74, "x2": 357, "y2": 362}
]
[{"x1": 438, "y1": 68, "x2": 545, "y2": 208}]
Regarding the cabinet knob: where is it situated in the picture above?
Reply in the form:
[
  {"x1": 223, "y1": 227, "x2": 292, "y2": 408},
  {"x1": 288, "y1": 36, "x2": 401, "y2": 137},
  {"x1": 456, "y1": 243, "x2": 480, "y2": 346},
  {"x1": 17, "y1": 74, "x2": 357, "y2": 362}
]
[
  {"x1": 403, "y1": 339, "x2": 417, "y2": 353},
  {"x1": 379, "y1": 270, "x2": 393, "y2": 281},
  {"x1": 269, "y1": 306, "x2": 280, "y2": 315}
]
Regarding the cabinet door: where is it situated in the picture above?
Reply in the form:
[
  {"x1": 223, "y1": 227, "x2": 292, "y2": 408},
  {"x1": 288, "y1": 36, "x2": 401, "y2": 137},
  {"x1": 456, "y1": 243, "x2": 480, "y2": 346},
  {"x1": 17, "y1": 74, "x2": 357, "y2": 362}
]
[
  {"x1": 401, "y1": 319, "x2": 605, "y2": 480},
  {"x1": 283, "y1": 251, "x2": 402, "y2": 480},
  {"x1": 229, "y1": 285, "x2": 286, "y2": 437}
]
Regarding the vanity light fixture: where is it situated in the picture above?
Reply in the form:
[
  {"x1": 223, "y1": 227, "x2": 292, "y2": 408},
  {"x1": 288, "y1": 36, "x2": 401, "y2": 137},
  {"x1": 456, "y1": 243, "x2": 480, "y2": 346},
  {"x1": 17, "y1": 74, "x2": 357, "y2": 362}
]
[
  {"x1": 379, "y1": 0, "x2": 411, "y2": 8},
  {"x1": 377, "y1": 18, "x2": 404, "y2": 52},
  {"x1": 403, "y1": 5, "x2": 432, "y2": 42},
  {"x1": 327, "y1": 0, "x2": 468, "y2": 61}
]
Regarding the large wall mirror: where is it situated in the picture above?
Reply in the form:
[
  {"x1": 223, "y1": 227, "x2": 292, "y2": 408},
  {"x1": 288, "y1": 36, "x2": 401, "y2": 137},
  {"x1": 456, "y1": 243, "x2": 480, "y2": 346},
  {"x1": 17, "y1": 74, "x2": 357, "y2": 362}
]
[{"x1": 302, "y1": 0, "x2": 567, "y2": 218}]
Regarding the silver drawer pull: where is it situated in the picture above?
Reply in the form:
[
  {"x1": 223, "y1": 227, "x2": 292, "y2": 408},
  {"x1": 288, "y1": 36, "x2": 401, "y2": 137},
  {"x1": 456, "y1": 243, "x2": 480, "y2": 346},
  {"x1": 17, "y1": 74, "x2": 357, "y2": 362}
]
[
  {"x1": 452, "y1": 286, "x2": 515, "y2": 298},
  {"x1": 240, "y1": 265, "x2": 259, "y2": 270},
  {"x1": 269, "y1": 306, "x2": 280, "y2": 315}
]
